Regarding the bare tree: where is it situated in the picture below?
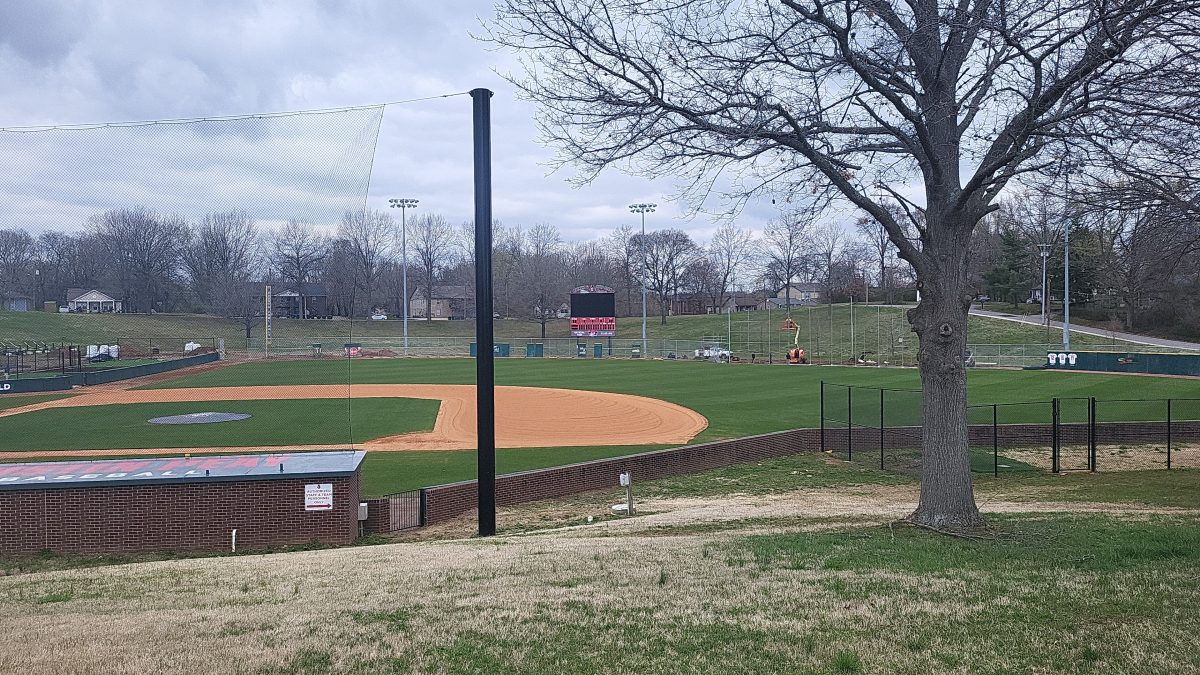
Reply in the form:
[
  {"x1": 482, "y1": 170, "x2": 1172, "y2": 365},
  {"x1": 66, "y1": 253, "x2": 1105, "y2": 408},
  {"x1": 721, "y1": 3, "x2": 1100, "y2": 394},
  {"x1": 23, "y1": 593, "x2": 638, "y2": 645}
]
[
  {"x1": 271, "y1": 221, "x2": 327, "y2": 318},
  {"x1": 492, "y1": 222, "x2": 525, "y2": 318},
  {"x1": 183, "y1": 212, "x2": 261, "y2": 312},
  {"x1": 339, "y1": 208, "x2": 393, "y2": 314},
  {"x1": 638, "y1": 229, "x2": 697, "y2": 324},
  {"x1": 605, "y1": 224, "x2": 640, "y2": 316},
  {"x1": 0, "y1": 228, "x2": 35, "y2": 307},
  {"x1": 489, "y1": 0, "x2": 1200, "y2": 528},
  {"x1": 707, "y1": 223, "x2": 757, "y2": 312},
  {"x1": 93, "y1": 207, "x2": 187, "y2": 313},
  {"x1": 520, "y1": 223, "x2": 567, "y2": 337},
  {"x1": 810, "y1": 223, "x2": 845, "y2": 304},
  {"x1": 762, "y1": 211, "x2": 814, "y2": 315},
  {"x1": 410, "y1": 213, "x2": 456, "y2": 321}
]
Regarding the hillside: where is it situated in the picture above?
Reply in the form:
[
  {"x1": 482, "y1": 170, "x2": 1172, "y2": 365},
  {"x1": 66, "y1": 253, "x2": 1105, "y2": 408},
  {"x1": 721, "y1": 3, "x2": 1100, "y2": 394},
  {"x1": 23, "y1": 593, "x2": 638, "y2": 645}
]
[{"x1": 0, "y1": 304, "x2": 1140, "y2": 364}]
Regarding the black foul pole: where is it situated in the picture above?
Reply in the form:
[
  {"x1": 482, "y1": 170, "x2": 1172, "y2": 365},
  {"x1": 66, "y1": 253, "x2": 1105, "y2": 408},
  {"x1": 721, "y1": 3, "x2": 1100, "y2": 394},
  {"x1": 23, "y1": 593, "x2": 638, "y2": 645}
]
[{"x1": 472, "y1": 88, "x2": 496, "y2": 537}]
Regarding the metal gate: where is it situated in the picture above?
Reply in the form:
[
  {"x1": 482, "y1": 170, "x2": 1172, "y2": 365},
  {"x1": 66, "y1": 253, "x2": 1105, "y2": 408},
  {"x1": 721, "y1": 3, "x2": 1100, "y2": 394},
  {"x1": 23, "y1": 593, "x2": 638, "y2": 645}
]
[{"x1": 375, "y1": 489, "x2": 425, "y2": 532}]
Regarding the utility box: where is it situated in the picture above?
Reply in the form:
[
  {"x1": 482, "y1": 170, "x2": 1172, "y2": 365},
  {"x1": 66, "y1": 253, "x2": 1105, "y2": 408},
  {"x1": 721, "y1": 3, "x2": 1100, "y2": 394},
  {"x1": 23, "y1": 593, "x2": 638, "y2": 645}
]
[
  {"x1": 593, "y1": 343, "x2": 604, "y2": 359},
  {"x1": 470, "y1": 343, "x2": 511, "y2": 357},
  {"x1": 525, "y1": 343, "x2": 544, "y2": 358}
]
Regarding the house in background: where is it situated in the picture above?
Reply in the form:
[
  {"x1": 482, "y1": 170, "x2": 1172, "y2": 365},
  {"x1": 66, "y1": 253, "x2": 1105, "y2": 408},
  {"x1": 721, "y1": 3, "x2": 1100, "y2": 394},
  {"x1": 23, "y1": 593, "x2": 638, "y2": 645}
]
[
  {"x1": 720, "y1": 293, "x2": 760, "y2": 314},
  {"x1": 777, "y1": 282, "x2": 825, "y2": 303},
  {"x1": 410, "y1": 285, "x2": 471, "y2": 319},
  {"x1": 2, "y1": 294, "x2": 32, "y2": 311},
  {"x1": 270, "y1": 283, "x2": 329, "y2": 319},
  {"x1": 669, "y1": 292, "x2": 710, "y2": 316},
  {"x1": 65, "y1": 288, "x2": 123, "y2": 313}
]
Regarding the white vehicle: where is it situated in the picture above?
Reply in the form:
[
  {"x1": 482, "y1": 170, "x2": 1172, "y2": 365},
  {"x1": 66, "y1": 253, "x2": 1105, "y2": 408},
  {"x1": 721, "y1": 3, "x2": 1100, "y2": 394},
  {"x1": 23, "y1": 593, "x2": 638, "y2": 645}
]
[
  {"x1": 693, "y1": 344, "x2": 731, "y2": 362},
  {"x1": 370, "y1": 312, "x2": 388, "y2": 321}
]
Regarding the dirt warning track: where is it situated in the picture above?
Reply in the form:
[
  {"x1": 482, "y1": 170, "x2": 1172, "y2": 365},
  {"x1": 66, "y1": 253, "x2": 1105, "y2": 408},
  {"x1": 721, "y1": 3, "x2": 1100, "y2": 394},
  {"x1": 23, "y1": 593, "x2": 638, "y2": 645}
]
[{"x1": 0, "y1": 384, "x2": 708, "y2": 458}]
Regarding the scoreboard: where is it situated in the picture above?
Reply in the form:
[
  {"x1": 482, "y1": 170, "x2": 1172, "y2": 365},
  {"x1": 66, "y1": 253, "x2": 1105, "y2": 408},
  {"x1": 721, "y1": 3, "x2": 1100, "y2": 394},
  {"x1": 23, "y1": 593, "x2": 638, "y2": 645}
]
[{"x1": 570, "y1": 285, "x2": 616, "y2": 337}]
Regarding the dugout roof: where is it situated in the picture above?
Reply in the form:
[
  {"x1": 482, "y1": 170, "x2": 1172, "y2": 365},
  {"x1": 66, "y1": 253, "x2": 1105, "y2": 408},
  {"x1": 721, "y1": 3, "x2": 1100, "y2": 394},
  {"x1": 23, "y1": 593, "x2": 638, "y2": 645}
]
[{"x1": 0, "y1": 451, "x2": 365, "y2": 491}]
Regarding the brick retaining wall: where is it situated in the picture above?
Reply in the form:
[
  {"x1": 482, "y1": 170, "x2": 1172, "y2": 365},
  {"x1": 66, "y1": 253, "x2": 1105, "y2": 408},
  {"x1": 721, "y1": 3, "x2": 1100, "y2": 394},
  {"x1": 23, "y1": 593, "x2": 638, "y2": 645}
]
[
  {"x1": 399, "y1": 421, "x2": 1200, "y2": 529},
  {"x1": 0, "y1": 472, "x2": 360, "y2": 555},
  {"x1": 416, "y1": 428, "x2": 819, "y2": 527}
]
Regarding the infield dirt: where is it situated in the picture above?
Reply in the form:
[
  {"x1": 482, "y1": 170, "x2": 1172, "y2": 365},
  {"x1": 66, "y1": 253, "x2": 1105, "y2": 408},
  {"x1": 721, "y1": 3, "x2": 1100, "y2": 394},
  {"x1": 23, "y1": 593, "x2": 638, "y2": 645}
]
[{"x1": 0, "y1": 384, "x2": 708, "y2": 458}]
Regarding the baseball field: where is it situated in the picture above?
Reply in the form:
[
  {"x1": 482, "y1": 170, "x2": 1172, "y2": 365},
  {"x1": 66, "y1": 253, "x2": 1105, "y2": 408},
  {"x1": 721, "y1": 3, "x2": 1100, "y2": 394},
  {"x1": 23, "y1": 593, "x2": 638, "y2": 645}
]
[{"x1": 2, "y1": 357, "x2": 1199, "y2": 495}]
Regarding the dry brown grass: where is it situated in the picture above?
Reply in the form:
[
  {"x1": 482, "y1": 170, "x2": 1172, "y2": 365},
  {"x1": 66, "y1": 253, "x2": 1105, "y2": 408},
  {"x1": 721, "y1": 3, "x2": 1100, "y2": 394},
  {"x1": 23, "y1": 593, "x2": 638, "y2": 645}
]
[
  {"x1": 1004, "y1": 443, "x2": 1200, "y2": 472},
  {"x1": 2, "y1": 484, "x2": 1198, "y2": 674}
]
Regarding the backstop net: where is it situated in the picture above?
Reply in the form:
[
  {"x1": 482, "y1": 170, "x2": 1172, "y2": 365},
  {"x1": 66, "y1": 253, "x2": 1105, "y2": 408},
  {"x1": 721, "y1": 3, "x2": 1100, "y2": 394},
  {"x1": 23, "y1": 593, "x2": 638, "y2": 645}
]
[{"x1": 0, "y1": 103, "x2": 399, "y2": 457}]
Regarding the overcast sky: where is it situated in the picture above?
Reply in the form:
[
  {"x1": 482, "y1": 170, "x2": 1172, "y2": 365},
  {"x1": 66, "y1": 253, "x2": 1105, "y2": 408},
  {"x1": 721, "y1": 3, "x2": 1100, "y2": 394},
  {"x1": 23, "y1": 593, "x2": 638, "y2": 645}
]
[{"x1": 0, "y1": 1, "x2": 790, "y2": 243}]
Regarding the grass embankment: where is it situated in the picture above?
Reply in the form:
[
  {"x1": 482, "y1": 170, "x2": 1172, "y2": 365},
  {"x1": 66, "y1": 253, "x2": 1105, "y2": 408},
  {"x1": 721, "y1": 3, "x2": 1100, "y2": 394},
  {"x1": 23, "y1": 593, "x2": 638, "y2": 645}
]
[
  {"x1": 1, "y1": 304, "x2": 1142, "y2": 360},
  {"x1": 0, "y1": 450, "x2": 1196, "y2": 673},
  {"x1": 0, "y1": 398, "x2": 439, "y2": 453}
]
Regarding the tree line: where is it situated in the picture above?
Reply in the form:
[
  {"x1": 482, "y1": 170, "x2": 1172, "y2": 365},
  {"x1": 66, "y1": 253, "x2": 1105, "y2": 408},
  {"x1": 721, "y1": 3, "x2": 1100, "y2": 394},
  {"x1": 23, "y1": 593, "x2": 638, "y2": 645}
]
[{"x1": 0, "y1": 206, "x2": 917, "y2": 326}]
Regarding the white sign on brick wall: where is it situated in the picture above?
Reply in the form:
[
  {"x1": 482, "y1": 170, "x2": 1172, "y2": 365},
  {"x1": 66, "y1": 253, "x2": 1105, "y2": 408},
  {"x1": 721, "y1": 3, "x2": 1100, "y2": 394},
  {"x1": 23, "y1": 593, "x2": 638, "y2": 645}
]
[{"x1": 304, "y1": 483, "x2": 333, "y2": 511}]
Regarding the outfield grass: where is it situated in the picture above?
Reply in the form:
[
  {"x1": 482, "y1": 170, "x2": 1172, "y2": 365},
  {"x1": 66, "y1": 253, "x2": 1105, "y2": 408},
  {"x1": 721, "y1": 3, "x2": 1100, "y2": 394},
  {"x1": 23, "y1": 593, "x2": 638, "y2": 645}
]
[
  {"x1": 0, "y1": 398, "x2": 439, "y2": 452},
  {"x1": 0, "y1": 393, "x2": 74, "y2": 412},
  {"x1": 149, "y1": 358, "x2": 1200, "y2": 432}
]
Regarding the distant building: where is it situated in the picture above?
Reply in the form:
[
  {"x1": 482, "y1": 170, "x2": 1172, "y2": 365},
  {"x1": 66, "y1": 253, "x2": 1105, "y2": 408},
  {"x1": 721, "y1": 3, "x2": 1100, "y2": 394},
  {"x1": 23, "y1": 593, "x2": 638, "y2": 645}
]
[
  {"x1": 410, "y1": 285, "x2": 471, "y2": 319},
  {"x1": 66, "y1": 288, "x2": 123, "y2": 313},
  {"x1": 2, "y1": 294, "x2": 32, "y2": 312},
  {"x1": 270, "y1": 283, "x2": 329, "y2": 319},
  {"x1": 778, "y1": 283, "x2": 825, "y2": 303},
  {"x1": 720, "y1": 293, "x2": 760, "y2": 314}
]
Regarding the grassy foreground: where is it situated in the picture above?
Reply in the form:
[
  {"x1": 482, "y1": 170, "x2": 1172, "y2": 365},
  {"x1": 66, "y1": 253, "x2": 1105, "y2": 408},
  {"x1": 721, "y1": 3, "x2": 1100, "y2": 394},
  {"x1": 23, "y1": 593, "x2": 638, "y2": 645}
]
[{"x1": 0, "y1": 451, "x2": 1196, "y2": 674}]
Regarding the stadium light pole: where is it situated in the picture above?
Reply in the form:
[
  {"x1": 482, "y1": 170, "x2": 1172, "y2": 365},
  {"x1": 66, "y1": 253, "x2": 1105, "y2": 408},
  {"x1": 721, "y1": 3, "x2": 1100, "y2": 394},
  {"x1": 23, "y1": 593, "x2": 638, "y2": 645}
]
[
  {"x1": 1059, "y1": 160, "x2": 1081, "y2": 351},
  {"x1": 1037, "y1": 243, "x2": 1051, "y2": 327},
  {"x1": 629, "y1": 203, "x2": 656, "y2": 356},
  {"x1": 388, "y1": 198, "x2": 418, "y2": 357}
]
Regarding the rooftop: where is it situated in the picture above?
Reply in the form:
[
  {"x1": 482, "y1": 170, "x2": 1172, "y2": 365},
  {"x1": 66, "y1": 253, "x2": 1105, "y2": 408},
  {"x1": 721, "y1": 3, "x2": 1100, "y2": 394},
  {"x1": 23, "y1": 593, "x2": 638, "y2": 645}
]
[{"x1": 0, "y1": 450, "x2": 365, "y2": 491}]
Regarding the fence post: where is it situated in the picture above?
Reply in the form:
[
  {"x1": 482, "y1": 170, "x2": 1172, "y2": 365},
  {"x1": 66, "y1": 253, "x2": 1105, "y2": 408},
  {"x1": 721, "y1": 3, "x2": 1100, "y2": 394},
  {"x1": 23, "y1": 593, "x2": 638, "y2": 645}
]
[
  {"x1": 1167, "y1": 399, "x2": 1173, "y2": 471},
  {"x1": 993, "y1": 404, "x2": 998, "y2": 478},
  {"x1": 847, "y1": 386, "x2": 853, "y2": 461},
  {"x1": 419, "y1": 489, "x2": 428, "y2": 526},
  {"x1": 819, "y1": 381, "x2": 825, "y2": 452},
  {"x1": 1051, "y1": 397, "x2": 1060, "y2": 474},
  {"x1": 1089, "y1": 397, "x2": 1097, "y2": 472},
  {"x1": 879, "y1": 388, "x2": 885, "y2": 471}
]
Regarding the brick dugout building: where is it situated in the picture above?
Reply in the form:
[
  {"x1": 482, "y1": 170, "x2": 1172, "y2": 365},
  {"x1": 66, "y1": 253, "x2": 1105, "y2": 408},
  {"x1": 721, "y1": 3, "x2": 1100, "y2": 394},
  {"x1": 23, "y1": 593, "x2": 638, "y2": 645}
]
[{"x1": 0, "y1": 451, "x2": 364, "y2": 555}]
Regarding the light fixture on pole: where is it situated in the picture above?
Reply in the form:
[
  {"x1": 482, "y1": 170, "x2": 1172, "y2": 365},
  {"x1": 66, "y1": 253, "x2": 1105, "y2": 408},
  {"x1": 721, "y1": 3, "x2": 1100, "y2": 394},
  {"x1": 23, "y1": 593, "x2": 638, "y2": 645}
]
[
  {"x1": 1057, "y1": 161, "x2": 1081, "y2": 351},
  {"x1": 388, "y1": 198, "x2": 418, "y2": 357},
  {"x1": 628, "y1": 202, "x2": 656, "y2": 356},
  {"x1": 1037, "y1": 243, "x2": 1051, "y2": 326}
]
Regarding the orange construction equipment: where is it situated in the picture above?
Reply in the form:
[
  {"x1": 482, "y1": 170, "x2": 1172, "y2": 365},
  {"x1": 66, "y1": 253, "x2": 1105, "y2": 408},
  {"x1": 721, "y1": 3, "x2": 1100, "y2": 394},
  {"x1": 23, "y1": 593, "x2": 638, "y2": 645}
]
[
  {"x1": 786, "y1": 347, "x2": 808, "y2": 364},
  {"x1": 780, "y1": 318, "x2": 797, "y2": 331}
]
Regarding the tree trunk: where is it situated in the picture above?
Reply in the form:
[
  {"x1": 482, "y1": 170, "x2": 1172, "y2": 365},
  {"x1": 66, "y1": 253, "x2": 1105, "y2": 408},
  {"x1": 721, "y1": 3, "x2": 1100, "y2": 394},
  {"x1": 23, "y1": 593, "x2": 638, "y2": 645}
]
[{"x1": 907, "y1": 259, "x2": 985, "y2": 530}]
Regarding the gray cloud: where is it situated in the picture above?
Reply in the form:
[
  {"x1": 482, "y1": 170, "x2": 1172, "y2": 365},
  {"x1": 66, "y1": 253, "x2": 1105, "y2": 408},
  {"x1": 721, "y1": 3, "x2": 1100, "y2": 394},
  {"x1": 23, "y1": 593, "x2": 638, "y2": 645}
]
[{"x1": 0, "y1": 1, "x2": 785, "y2": 243}]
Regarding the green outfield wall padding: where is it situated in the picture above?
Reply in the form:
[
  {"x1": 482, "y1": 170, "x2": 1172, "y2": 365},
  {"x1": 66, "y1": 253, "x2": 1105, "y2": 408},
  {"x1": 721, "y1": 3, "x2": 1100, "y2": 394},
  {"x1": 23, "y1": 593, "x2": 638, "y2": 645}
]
[
  {"x1": 0, "y1": 376, "x2": 73, "y2": 394},
  {"x1": 1044, "y1": 350, "x2": 1200, "y2": 376}
]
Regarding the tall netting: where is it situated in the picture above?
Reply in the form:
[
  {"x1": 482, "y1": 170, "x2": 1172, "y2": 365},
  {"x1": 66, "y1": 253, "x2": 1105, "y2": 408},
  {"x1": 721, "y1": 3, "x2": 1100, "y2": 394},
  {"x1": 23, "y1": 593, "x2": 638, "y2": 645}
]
[{"x1": 0, "y1": 106, "x2": 389, "y2": 461}]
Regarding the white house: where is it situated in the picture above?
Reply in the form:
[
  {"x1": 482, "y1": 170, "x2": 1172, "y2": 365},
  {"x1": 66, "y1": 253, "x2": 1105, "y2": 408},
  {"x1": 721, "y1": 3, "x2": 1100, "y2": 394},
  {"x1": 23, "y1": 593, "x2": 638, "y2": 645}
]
[{"x1": 66, "y1": 288, "x2": 123, "y2": 313}]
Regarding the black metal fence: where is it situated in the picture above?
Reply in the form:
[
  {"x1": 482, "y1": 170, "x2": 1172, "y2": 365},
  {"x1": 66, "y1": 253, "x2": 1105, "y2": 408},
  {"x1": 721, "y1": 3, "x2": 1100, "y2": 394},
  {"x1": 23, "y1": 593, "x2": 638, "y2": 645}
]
[
  {"x1": 367, "y1": 489, "x2": 425, "y2": 533},
  {"x1": 819, "y1": 381, "x2": 1200, "y2": 475},
  {"x1": 1, "y1": 343, "x2": 83, "y2": 379}
]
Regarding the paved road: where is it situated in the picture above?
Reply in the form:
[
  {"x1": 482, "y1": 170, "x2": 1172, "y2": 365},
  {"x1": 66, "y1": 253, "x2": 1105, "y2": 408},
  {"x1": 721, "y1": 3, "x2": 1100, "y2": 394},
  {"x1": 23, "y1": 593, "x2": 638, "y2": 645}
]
[{"x1": 968, "y1": 308, "x2": 1200, "y2": 351}]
